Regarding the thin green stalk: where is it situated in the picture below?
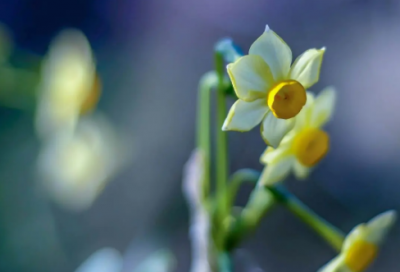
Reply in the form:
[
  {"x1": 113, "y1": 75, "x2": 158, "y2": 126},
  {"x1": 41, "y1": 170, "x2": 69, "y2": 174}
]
[
  {"x1": 225, "y1": 186, "x2": 276, "y2": 250},
  {"x1": 196, "y1": 71, "x2": 218, "y2": 201},
  {"x1": 227, "y1": 169, "x2": 259, "y2": 210},
  {"x1": 214, "y1": 52, "x2": 229, "y2": 214},
  {"x1": 268, "y1": 185, "x2": 345, "y2": 252}
]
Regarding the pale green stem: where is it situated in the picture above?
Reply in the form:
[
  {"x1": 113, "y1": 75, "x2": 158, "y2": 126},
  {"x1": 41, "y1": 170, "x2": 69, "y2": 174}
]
[
  {"x1": 225, "y1": 186, "x2": 276, "y2": 250},
  {"x1": 225, "y1": 169, "x2": 345, "y2": 252},
  {"x1": 267, "y1": 185, "x2": 345, "y2": 252},
  {"x1": 196, "y1": 71, "x2": 218, "y2": 201},
  {"x1": 227, "y1": 169, "x2": 259, "y2": 210},
  {"x1": 214, "y1": 52, "x2": 229, "y2": 215}
]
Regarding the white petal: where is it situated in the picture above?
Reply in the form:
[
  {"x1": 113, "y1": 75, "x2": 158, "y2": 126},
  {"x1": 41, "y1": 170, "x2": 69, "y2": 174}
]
[
  {"x1": 259, "y1": 156, "x2": 295, "y2": 186},
  {"x1": 364, "y1": 210, "x2": 397, "y2": 245},
  {"x1": 317, "y1": 256, "x2": 351, "y2": 272},
  {"x1": 293, "y1": 160, "x2": 311, "y2": 180},
  {"x1": 249, "y1": 25, "x2": 292, "y2": 81},
  {"x1": 261, "y1": 112, "x2": 295, "y2": 148},
  {"x1": 75, "y1": 248, "x2": 122, "y2": 272},
  {"x1": 260, "y1": 143, "x2": 292, "y2": 165},
  {"x1": 223, "y1": 99, "x2": 269, "y2": 132},
  {"x1": 289, "y1": 48, "x2": 325, "y2": 89},
  {"x1": 342, "y1": 225, "x2": 366, "y2": 251},
  {"x1": 310, "y1": 86, "x2": 337, "y2": 128},
  {"x1": 227, "y1": 55, "x2": 274, "y2": 102}
]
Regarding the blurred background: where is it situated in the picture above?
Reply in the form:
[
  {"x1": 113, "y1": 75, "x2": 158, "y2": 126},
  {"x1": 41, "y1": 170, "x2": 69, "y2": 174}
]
[{"x1": 0, "y1": 0, "x2": 400, "y2": 271}]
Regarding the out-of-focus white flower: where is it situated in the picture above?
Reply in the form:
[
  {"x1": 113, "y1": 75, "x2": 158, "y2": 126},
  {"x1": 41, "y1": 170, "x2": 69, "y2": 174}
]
[
  {"x1": 318, "y1": 210, "x2": 397, "y2": 272},
  {"x1": 223, "y1": 25, "x2": 325, "y2": 148},
  {"x1": 37, "y1": 114, "x2": 127, "y2": 211},
  {"x1": 260, "y1": 87, "x2": 336, "y2": 186},
  {"x1": 182, "y1": 150, "x2": 216, "y2": 272},
  {"x1": 133, "y1": 249, "x2": 176, "y2": 272},
  {"x1": 75, "y1": 247, "x2": 174, "y2": 272},
  {"x1": 35, "y1": 29, "x2": 100, "y2": 139},
  {"x1": 183, "y1": 149, "x2": 205, "y2": 210},
  {"x1": 75, "y1": 248, "x2": 123, "y2": 272}
]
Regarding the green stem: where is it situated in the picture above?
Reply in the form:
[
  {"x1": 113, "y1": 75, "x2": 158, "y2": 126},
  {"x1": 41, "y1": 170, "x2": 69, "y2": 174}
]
[
  {"x1": 196, "y1": 71, "x2": 218, "y2": 201},
  {"x1": 214, "y1": 52, "x2": 229, "y2": 214},
  {"x1": 268, "y1": 185, "x2": 345, "y2": 252},
  {"x1": 0, "y1": 65, "x2": 40, "y2": 110},
  {"x1": 227, "y1": 169, "x2": 259, "y2": 210},
  {"x1": 225, "y1": 186, "x2": 276, "y2": 250}
]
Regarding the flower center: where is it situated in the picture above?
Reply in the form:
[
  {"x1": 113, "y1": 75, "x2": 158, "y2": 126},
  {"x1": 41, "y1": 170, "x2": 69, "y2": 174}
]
[
  {"x1": 345, "y1": 240, "x2": 378, "y2": 272},
  {"x1": 292, "y1": 128, "x2": 329, "y2": 167},
  {"x1": 80, "y1": 75, "x2": 101, "y2": 114},
  {"x1": 267, "y1": 80, "x2": 306, "y2": 119}
]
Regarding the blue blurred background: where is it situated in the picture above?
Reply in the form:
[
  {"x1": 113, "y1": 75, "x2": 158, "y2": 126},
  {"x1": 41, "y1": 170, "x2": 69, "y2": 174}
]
[{"x1": 0, "y1": 0, "x2": 399, "y2": 271}]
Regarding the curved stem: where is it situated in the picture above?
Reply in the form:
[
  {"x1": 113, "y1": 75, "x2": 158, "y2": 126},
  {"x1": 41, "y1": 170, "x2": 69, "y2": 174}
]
[
  {"x1": 197, "y1": 71, "x2": 218, "y2": 202},
  {"x1": 227, "y1": 169, "x2": 259, "y2": 210},
  {"x1": 225, "y1": 186, "x2": 276, "y2": 250},
  {"x1": 224, "y1": 169, "x2": 345, "y2": 252},
  {"x1": 268, "y1": 185, "x2": 345, "y2": 252}
]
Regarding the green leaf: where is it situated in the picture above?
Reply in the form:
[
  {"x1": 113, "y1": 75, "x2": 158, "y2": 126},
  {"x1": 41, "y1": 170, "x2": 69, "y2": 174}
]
[{"x1": 0, "y1": 23, "x2": 12, "y2": 63}]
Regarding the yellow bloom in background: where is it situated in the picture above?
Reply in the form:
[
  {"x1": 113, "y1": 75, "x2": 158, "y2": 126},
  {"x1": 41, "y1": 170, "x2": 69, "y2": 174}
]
[
  {"x1": 223, "y1": 25, "x2": 325, "y2": 148},
  {"x1": 259, "y1": 87, "x2": 336, "y2": 186},
  {"x1": 318, "y1": 210, "x2": 397, "y2": 272},
  {"x1": 35, "y1": 29, "x2": 100, "y2": 140},
  {"x1": 37, "y1": 114, "x2": 128, "y2": 211}
]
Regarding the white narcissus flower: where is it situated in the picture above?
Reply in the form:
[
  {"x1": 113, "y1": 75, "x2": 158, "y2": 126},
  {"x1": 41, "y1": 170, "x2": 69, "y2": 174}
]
[
  {"x1": 75, "y1": 248, "x2": 123, "y2": 272},
  {"x1": 38, "y1": 114, "x2": 128, "y2": 211},
  {"x1": 259, "y1": 87, "x2": 336, "y2": 186},
  {"x1": 318, "y1": 210, "x2": 397, "y2": 272},
  {"x1": 36, "y1": 29, "x2": 100, "y2": 139},
  {"x1": 75, "y1": 247, "x2": 175, "y2": 272},
  {"x1": 223, "y1": 25, "x2": 325, "y2": 148}
]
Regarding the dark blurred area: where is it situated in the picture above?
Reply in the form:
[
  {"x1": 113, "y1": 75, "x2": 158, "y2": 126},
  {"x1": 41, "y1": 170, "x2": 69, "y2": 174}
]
[{"x1": 0, "y1": 0, "x2": 400, "y2": 271}]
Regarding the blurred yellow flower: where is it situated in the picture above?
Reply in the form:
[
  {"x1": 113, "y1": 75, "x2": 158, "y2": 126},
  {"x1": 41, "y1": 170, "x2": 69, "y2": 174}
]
[
  {"x1": 35, "y1": 29, "x2": 100, "y2": 139},
  {"x1": 38, "y1": 114, "x2": 127, "y2": 211},
  {"x1": 318, "y1": 210, "x2": 397, "y2": 272},
  {"x1": 223, "y1": 25, "x2": 325, "y2": 148},
  {"x1": 259, "y1": 87, "x2": 336, "y2": 186}
]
